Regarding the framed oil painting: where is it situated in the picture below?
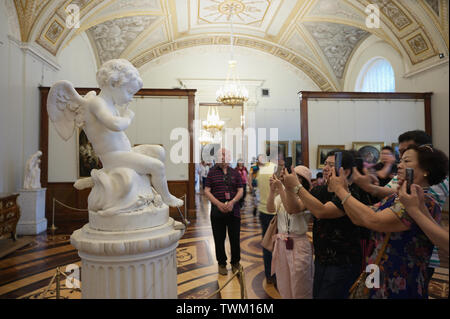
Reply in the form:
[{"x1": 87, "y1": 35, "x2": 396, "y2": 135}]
[
  {"x1": 292, "y1": 141, "x2": 302, "y2": 166},
  {"x1": 266, "y1": 141, "x2": 288, "y2": 162},
  {"x1": 352, "y1": 141, "x2": 385, "y2": 164},
  {"x1": 77, "y1": 129, "x2": 102, "y2": 178},
  {"x1": 317, "y1": 145, "x2": 345, "y2": 169}
]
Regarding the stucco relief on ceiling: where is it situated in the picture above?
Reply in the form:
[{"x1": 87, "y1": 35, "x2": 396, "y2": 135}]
[
  {"x1": 87, "y1": 15, "x2": 157, "y2": 65},
  {"x1": 304, "y1": 22, "x2": 369, "y2": 79}
]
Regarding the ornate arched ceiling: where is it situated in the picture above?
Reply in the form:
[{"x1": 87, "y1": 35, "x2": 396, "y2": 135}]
[{"x1": 11, "y1": 0, "x2": 450, "y2": 91}]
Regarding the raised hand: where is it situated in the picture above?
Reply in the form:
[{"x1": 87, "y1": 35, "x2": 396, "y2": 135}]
[
  {"x1": 281, "y1": 167, "x2": 300, "y2": 189},
  {"x1": 328, "y1": 167, "x2": 348, "y2": 193},
  {"x1": 352, "y1": 167, "x2": 379, "y2": 189},
  {"x1": 398, "y1": 182, "x2": 424, "y2": 210},
  {"x1": 269, "y1": 174, "x2": 282, "y2": 192}
]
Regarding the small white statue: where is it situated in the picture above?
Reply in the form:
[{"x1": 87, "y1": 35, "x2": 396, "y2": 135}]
[
  {"x1": 47, "y1": 59, "x2": 183, "y2": 215},
  {"x1": 23, "y1": 150, "x2": 42, "y2": 189}
]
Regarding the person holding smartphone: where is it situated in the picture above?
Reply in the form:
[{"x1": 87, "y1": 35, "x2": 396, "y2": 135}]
[
  {"x1": 351, "y1": 130, "x2": 449, "y2": 284},
  {"x1": 328, "y1": 145, "x2": 448, "y2": 298},
  {"x1": 267, "y1": 166, "x2": 314, "y2": 299},
  {"x1": 281, "y1": 150, "x2": 372, "y2": 299}
]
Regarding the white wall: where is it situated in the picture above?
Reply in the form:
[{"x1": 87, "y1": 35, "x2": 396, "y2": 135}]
[
  {"x1": 308, "y1": 99, "x2": 426, "y2": 170},
  {"x1": 54, "y1": 32, "x2": 98, "y2": 87},
  {"x1": 346, "y1": 35, "x2": 449, "y2": 156},
  {"x1": 0, "y1": 2, "x2": 56, "y2": 193}
]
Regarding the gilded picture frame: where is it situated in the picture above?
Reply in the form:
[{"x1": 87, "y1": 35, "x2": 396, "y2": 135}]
[
  {"x1": 266, "y1": 140, "x2": 289, "y2": 162},
  {"x1": 292, "y1": 141, "x2": 302, "y2": 166},
  {"x1": 317, "y1": 145, "x2": 345, "y2": 169},
  {"x1": 352, "y1": 141, "x2": 385, "y2": 164}
]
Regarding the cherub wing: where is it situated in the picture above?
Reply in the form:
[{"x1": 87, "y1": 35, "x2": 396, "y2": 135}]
[{"x1": 47, "y1": 80, "x2": 95, "y2": 141}]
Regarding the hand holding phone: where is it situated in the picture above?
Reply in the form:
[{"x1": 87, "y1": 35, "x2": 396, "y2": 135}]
[
  {"x1": 285, "y1": 157, "x2": 292, "y2": 174},
  {"x1": 335, "y1": 152, "x2": 343, "y2": 177},
  {"x1": 405, "y1": 168, "x2": 414, "y2": 194}
]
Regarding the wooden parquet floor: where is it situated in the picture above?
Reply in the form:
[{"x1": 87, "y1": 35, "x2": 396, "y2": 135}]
[{"x1": 0, "y1": 193, "x2": 447, "y2": 299}]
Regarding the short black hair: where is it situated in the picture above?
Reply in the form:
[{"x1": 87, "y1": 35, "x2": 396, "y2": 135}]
[
  {"x1": 325, "y1": 149, "x2": 341, "y2": 158},
  {"x1": 382, "y1": 146, "x2": 394, "y2": 153},
  {"x1": 316, "y1": 172, "x2": 323, "y2": 178},
  {"x1": 405, "y1": 144, "x2": 449, "y2": 186},
  {"x1": 398, "y1": 130, "x2": 432, "y2": 145}
]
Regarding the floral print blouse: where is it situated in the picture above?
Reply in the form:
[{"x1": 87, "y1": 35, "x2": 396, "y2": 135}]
[{"x1": 367, "y1": 190, "x2": 441, "y2": 299}]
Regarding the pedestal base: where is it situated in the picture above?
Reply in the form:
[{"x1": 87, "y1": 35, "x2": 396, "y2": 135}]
[
  {"x1": 17, "y1": 188, "x2": 47, "y2": 235},
  {"x1": 71, "y1": 216, "x2": 185, "y2": 299}
]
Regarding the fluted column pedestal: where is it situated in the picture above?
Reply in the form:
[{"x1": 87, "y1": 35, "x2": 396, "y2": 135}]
[{"x1": 71, "y1": 217, "x2": 184, "y2": 299}]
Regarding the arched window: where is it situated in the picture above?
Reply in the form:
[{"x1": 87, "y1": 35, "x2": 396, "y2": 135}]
[{"x1": 356, "y1": 58, "x2": 395, "y2": 92}]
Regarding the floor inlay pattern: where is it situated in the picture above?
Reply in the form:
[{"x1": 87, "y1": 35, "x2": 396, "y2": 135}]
[{"x1": 0, "y1": 194, "x2": 447, "y2": 299}]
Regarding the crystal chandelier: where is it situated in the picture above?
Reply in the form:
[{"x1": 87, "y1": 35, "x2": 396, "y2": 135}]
[
  {"x1": 202, "y1": 106, "x2": 224, "y2": 138},
  {"x1": 216, "y1": 6, "x2": 248, "y2": 107},
  {"x1": 199, "y1": 129, "x2": 213, "y2": 145}
]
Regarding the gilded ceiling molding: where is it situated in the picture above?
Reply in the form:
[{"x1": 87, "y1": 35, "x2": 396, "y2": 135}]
[
  {"x1": 130, "y1": 35, "x2": 338, "y2": 92},
  {"x1": 419, "y1": 0, "x2": 449, "y2": 49},
  {"x1": 283, "y1": 26, "x2": 321, "y2": 66},
  {"x1": 197, "y1": 0, "x2": 270, "y2": 26},
  {"x1": 13, "y1": 0, "x2": 52, "y2": 42},
  {"x1": 355, "y1": 0, "x2": 439, "y2": 65},
  {"x1": 34, "y1": 0, "x2": 107, "y2": 55},
  {"x1": 425, "y1": 0, "x2": 440, "y2": 16},
  {"x1": 270, "y1": 0, "x2": 310, "y2": 43},
  {"x1": 307, "y1": 0, "x2": 365, "y2": 23}
]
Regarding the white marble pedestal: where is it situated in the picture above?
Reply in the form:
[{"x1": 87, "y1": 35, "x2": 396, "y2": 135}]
[
  {"x1": 17, "y1": 188, "x2": 47, "y2": 235},
  {"x1": 71, "y1": 214, "x2": 185, "y2": 299}
]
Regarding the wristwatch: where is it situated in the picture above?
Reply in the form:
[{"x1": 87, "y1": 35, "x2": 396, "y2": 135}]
[{"x1": 292, "y1": 184, "x2": 303, "y2": 194}]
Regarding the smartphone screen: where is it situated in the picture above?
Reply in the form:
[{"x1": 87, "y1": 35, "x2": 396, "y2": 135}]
[
  {"x1": 406, "y1": 168, "x2": 414, "y2": 194},
  {"x1": 285, "y1": 157, "x2": 292, "y2": 173},
  {"x1": 335, "y1": 152, "x2": 343, "y2": 177}
]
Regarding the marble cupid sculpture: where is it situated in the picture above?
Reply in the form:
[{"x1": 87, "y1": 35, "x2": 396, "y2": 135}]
[
  {"x1": 23, "y1": 150, "x2": 42, "y2": 189},
  {"x1": 47, "y1": 59, "x2": 183, "y2": 216}
]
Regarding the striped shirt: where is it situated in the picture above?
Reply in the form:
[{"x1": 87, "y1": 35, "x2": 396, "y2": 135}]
[
  {"x1": 205, "y1": 165, "x2": 243, "y2": 218},
  {"x1": 385, "y1": 175, "x2": 449, "y2": 268},
  {"x1": 385, "y1": 175, "x2": 449, "y2": 208}
]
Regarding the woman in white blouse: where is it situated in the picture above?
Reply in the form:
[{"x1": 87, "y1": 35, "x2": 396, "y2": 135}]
[{"x1": 267, "y1": 165, "x2": 314, "y2": 299}]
